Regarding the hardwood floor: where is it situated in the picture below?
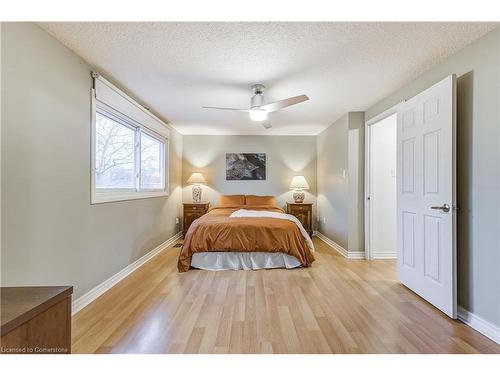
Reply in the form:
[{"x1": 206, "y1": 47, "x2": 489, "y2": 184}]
[{"x1": 72, "y1": 238, "x2": 500, "y2": 354}]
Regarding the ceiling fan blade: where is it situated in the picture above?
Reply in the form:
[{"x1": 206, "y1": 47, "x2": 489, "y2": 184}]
[
  {"x1": 259, "y1": 94, "x2": 309, "y2": 113},
  {"x1": 262, "y1": 122, "x2": 272, "y2": 129},
  {"x1": 202, "y1": 106, "x2": 250, "y2": 112}
]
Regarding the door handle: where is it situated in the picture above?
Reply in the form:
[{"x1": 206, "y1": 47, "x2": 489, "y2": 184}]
[{"x1": 431, "y1": 204, "x2": 450, "y2": 213}]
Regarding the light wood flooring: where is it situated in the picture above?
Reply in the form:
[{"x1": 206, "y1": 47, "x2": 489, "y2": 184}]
[{"x1": 72, "y1": 238, "x2": 500, "y2": 354}]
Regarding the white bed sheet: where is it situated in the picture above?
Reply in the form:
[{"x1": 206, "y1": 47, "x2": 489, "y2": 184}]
[{"x1": 191, "y1": 251, "x2": 302, "y2": 271}]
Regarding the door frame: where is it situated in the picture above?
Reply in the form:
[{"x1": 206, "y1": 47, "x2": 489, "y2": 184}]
[{"x1": 364, "y1": 105, "x2": 400, "y2": 260}]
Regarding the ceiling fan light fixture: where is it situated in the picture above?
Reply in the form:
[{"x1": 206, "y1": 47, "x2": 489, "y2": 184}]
[
  {"x1": 249, "y1": 109, "x2": 268, "y2": 122},
  {"x1": 202, "y1": 84, "x2": 308, "y2": 128}
]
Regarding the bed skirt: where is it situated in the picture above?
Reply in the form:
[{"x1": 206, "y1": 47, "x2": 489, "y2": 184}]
[{"x1": 190, "y1": 251, "x2": 302, "y2": 271}]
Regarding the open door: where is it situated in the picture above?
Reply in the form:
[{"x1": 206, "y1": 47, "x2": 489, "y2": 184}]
[{"x1": 397, "y1": 75, "x2": 457, "y2": 318}]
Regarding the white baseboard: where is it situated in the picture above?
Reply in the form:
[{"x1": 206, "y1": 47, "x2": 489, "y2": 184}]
[
  {"x1": 347, "y1": 251, "x2": 366, "y2": 260},
  {"x1": 313, "y1": 231, "x2": 365, "y2": 259},
  {"x1": 371, "y1": 252, "x2": 397, "y2": 260},
  {"x1": 314, "y1": 231, "x2": 348, "y2": 257},
  {"x1": 457, "y1": 306, "x2": 500, "y2": 345},
  {"x1": 72, "y1": 231, "x2": 182, "y2": 315}
]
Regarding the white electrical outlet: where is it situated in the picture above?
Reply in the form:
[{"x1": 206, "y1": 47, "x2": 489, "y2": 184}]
[
  {"x1": 316, "y1": 215, "x2": 320, "y2": 222},
  {"x1": 322, "y1": 217, "x2": 327, "y2": 224},
  {"x1": 175, "y1": 217, "x2": 180, "y2": 224}
]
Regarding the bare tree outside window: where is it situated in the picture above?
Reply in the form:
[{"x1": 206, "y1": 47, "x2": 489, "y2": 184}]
[{"x1": 95, "y1": 112, "x2": 135, "y2": 189}]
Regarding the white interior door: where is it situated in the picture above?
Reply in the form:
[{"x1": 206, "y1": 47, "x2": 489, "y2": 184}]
[{"x1": 397, "y1": 75, "x2": 457, "y2": 318}]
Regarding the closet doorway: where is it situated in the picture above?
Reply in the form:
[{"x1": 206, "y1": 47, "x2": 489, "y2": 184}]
[{"x1": 365, "y1": 112, "x2": 397, "y2": 260}]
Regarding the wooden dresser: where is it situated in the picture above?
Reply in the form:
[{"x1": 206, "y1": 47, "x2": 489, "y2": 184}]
[
  {"x1": 1, "y1": 286, "x2": 73, "y2": 354},
  {"x1": 287, "y1": 202, "x2": 313, "y2": 237},
  {"x1": 183, "y1": 203, "x2": 209, "y2": 237}
]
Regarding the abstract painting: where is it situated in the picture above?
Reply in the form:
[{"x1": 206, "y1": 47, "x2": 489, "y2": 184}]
[{"x1": 226, "y1": 153, "x2": 266, "y2": 180}]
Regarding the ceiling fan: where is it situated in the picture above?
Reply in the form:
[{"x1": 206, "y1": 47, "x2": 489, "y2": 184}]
[{"x1": 202, "y1": 84, "x2": 309, "y2": 129}]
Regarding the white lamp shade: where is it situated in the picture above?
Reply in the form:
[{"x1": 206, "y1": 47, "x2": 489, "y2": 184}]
[
  {"x1": 187, "y1": 172, "x2": 207, "y2": 185},
  {"x1": 289, "y1": 175, "x2": 310, "y2": 190}
]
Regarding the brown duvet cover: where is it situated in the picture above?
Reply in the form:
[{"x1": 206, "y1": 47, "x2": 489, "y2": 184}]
[{"x1": 178, "y1": 205, "x2": 315, "y2": 272}]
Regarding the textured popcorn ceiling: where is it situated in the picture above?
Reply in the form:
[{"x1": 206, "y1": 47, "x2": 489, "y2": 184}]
[{"x1": 40, "y1": 22, "x2": 497, "y2": 135}]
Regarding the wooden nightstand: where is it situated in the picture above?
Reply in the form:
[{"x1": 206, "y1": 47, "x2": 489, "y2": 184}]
[
  {"x1": 287, "y1": 203, "x2": 313, "y2": 237},
  {"x1": 183, "y1": 203, "x2": 209, "y2": 237}
]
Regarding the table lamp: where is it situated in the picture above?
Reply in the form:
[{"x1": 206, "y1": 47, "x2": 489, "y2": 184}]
[
  {"x1": 289, "y1": 175, "x2": 309, "y2": 203},
  {"x1": 187, "y1": 172, "x2": 207, "y2": 203}
]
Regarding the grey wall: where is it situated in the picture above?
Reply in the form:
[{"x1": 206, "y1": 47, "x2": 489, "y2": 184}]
[
  {"x1": 317, "y1": 114, "x2": 349, "y2": 247},
  {"x1": 316, "y1": 112, "x2": 365, "y2": 253},
  {"x1": 1, "y1": 23, "x2": 183, "y2": 299},
  {"x1": 182, "y1": 135, "x2": 317, "y2": 216},
  {"x1": 365, "y1": 29, "x2": 500, "y2": 326}
]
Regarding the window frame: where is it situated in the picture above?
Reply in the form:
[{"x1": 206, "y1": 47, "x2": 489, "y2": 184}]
[{"x1": 91, "y1": 92, "x2": 169, "y2": 204}]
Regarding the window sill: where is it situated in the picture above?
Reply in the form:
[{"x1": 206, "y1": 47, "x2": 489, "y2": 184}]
[{"x1": 91, "y1": 190, "x2": 169, "y2": 204}]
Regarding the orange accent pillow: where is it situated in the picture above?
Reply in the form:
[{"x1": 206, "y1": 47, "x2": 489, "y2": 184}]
[
  {"x1": 245, "y1": 195, "x2": 276, "y2": 206},
  {"x1": 219, "y1": 194, "x2": 246, "y2": 205}
]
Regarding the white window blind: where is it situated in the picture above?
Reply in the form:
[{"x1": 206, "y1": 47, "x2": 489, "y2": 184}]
[{"x1": 93, "y1": 74, "x2": 170, "y2": 138}]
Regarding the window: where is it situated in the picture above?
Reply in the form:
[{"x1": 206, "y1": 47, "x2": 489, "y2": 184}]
[
  {"x1": 93, "y1": 107, "x2": 168, "y2": 203},
  {"x1": 91, "y1": 74, "x2": 169, "y2": 203}
]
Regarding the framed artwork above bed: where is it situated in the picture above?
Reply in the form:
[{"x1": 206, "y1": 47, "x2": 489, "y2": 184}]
[{"x1": 226, "y1": 153, "x2": 266, "y2": 180}]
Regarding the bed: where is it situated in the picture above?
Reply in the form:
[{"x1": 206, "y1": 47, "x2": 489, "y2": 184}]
[{"x1": 177, "y1": 195, "x2": 315, "y2": 272}]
